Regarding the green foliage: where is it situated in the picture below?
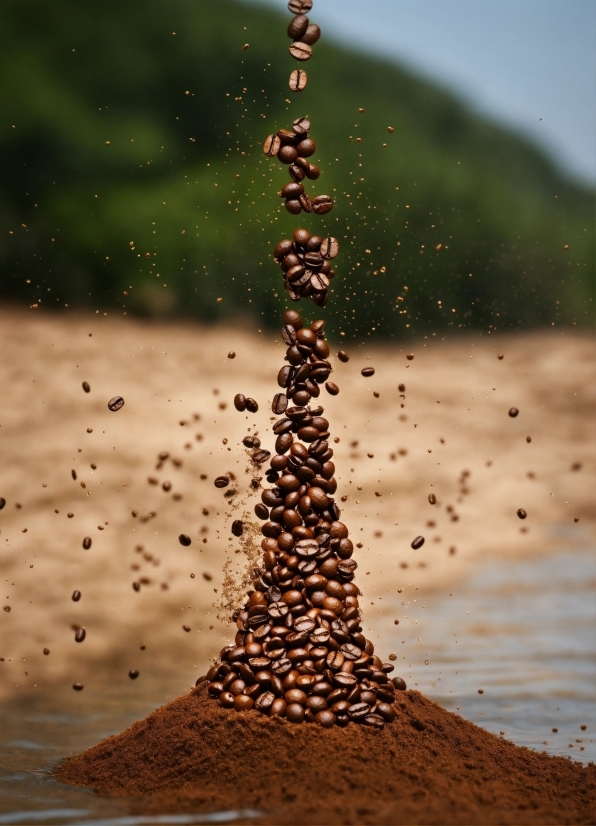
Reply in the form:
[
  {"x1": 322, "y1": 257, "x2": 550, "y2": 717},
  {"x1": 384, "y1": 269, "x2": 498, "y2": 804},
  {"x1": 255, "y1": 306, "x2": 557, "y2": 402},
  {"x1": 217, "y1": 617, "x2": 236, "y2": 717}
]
[{"x1": 0, "y1": 0, "x2": 593, "y2": 336}]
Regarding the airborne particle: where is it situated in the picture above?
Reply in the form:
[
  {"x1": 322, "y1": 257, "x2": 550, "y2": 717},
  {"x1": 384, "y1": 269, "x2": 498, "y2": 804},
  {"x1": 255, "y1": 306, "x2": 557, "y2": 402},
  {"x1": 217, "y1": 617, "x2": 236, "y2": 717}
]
[
  {"x1": 129, "y1": 669, "x2": 139, "y2": 679},
  {"x1": 508, "y1": 407, "x2": 519, "y2": 417},
  {"x1": 108, "y1": 396, "x2": 125, "y2": 412},
  {"x1": 178, "y1": 534, "x2": 191, "y2": 547},
  {"x1": 411, "y1": 536, "x2": 425, "y2": 549},
  {"x1": 82, "y1": 381, "x2": 91, "y2": 393}
]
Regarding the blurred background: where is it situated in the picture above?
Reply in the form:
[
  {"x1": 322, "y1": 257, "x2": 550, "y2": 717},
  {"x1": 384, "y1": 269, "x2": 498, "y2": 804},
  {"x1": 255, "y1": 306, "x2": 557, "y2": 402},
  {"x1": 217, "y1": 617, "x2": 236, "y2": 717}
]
[
  {"x1": 0, "y1": 1, "x2": 594, "y2": 822},
  {"x1": 0, "y1": 0, "x2": 594, "y2": 335}
]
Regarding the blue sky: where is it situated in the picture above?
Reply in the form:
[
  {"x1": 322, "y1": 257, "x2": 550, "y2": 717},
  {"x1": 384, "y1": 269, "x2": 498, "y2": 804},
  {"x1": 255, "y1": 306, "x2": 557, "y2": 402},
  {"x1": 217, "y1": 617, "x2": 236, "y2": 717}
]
[{"x1": 247, "y1": 0, "x2": 595, "y2": 184}]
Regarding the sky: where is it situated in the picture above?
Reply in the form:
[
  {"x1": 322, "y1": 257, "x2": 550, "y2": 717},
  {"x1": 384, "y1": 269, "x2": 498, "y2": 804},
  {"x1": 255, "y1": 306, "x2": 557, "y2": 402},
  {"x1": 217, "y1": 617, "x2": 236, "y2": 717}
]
[{"x1": 248, "y1": 0, "x2": 596, "y2": 184}]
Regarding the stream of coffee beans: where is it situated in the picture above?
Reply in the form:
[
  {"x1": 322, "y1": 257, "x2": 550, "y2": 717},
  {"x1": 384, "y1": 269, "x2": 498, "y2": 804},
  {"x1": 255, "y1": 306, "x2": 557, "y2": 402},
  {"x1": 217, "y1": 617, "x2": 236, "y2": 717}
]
[{"x1": 200, "y1": 0, "x2": 407, "y2": 729}]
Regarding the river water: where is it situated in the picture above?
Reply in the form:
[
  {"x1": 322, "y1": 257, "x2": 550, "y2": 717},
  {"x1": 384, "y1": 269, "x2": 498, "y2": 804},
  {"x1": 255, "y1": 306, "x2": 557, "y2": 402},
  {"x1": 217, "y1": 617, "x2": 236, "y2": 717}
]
[{"x1": 1, "y1": 547, "x2": 594, "y2": 825}]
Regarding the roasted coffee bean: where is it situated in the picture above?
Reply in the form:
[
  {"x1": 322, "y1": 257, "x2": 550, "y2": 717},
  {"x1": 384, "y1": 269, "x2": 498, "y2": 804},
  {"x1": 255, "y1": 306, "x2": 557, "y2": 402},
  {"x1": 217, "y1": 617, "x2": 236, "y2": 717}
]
[
  {"x1": 288, "y1": 14, "x2": 309, "y2": 39},
  {"x1": 82, "y1": 537, "x2": 92, "y2": 550},
  {"x1": 289, "y1": 42, "x2": 312, "y2": 61},
  {"x1": 361, "y1": 367, "x2": 375, "y2": 377},
  {"x1": 214, "y1": 476, "x2": 230, "y2": 488},
  {"x1": 312, "y1": 195, "x2": 333, "y2": 214},
  {"x1": 320, "y1": 237, "x2": 339, "y2": 259},
  {"x1": 270, "y1": 697, "x2": 287, "y2": 716},
  {"x1": 279, "y1": 145, "x2": 298, "y2": 164},
  {"x1": 254, "y1": 503, "x2": 269, "y2": 520},
  {"x1": 281, "y1": 181, "x2": 305, "y2": 200},
  {"x1": 268, "y1": 601, "x2": 289, "y2": 619},
  {"x1": 263, "y1": 134, "x2": 281, "y2": 156},
  {"x1": 272, "y1": 393, "x2": 288, "y2": 414},
  {"x1": 411, "y1": 535, "x2": 425, "y2": 549},
  {"x1": 0, "y1": 498, "x2": 5, "y2": 510},
  {"x1": 305, "y1": 163, "x2": 321, "y2": 180},
  {"x1": 271, "y1": 657, "x2": 292, "y2": 676},
  {"x1": 315, "y1": 709, "x2": 336, "y2": 727},
  {"x1": 234, "y1": 393, "x2": 247, "y2": 411},
  {"x1": 392, "y1": 676, "x2": 407, "y2": 691},
  {"x1": 296, "y1": 138, "x2": 316, "y2": 158},
  {"x1": 428, "y1": 493, "x2": 437, "y2": 505},
  {"x1": 517, "y1": 508, "x2": 527, "y2": 519},
  {"x1": 73, "y1": 683, "x2": 84, "y2": 691},
  {"x1": 299, "y1": 194, "x2": 313, "y2": 213},
  {"x1": 278, "y1": 365, "x2": 293, "y2": 388},
  {"x1": 301, "y1": 23, "x2": 321, "y2": 45},
  {"x1": 178, "y1": 534, "x2": 191, "y2": 547},
  {"x1": 509, "y1": 407, "x2": 519, "y2": 417},
  {"x1": 245, "y1": 398, "x2": 259, "y2": 413},
  {"x1": 289, "y1": 68, "x2": 308, "y2": 92},
  {"x1": 364, "y1": 713, "x2": 385, "y2": 728},
  {"x1": 285, "y1": 199, "x2": 303, "y2": 215},
  {"x1": 82, "y1": 381, "x2": 91, "y2": 393},
  {"x1": 243, "y1": 435, "x2": 261, "y2": 448},
  {"x1": 337, "y1": 351, "x2": 349, "y2": 363},
  {"x1": 75, "y1": 628, "x2": 86, "y2": 643},
  {"x1": 274, "y1": 239, "x2": 293, "y2": 260},
  {"x1": 232, "y1": 520, "x2": 244, "y2": 537},
  {"x1": 286, "y1": 702, "x2": 305, "y2": 723},
  {"x1": 108, "y1": 396, "x2": 125, "y2": 412},
  {"x1": 292, "y1": 116, "x2": 311, "y2": 135},
  {"x1": 289, "y1": 163, "x2": 306, "y2": 182},
  {"x1": 256, "y1": 691, "x2": 275, "y2": 712},
  {"x1": 288, "y1": 0, "x2": 312, "y2": 13},
  {"x1": 348, "y1": 702, "x2": 370, "y2": 720},
  {"x1": 72, "y1": 590, "x2": 81, "y2": 602},
  {"x1": 252, "y1": 449, "x2": 271, "y2": 464}
]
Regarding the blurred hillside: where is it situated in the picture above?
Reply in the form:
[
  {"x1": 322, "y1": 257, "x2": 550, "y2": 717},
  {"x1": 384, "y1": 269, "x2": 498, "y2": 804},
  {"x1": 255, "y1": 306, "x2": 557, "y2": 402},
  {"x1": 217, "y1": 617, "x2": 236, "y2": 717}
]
[{"x1": 0, "y1": 0, "x2": 593, "y2": 337}]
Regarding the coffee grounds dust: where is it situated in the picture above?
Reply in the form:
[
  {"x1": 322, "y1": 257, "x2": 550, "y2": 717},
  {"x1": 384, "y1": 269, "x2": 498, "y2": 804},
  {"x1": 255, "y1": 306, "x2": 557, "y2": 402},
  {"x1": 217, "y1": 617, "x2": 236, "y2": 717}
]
[{"x1": 54, "y1": 683, "x2": 595, "y2": 825}]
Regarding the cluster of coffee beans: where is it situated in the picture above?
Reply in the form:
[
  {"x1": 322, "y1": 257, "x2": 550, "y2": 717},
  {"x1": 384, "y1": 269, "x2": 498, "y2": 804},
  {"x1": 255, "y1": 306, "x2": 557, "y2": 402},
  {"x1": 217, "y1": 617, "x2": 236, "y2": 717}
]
[
  {"x1": 263, "y1": 117, "x2": 333, "y2": 217},
  {"x1": 274, "y1": 228, "x2": 339, "y2": 306},
  {"x1": 285, "y1": 0, "x2": 320, "y2": 92},
  {"x1": 202, "y1": 310, "x2": 408, "y2": 727}
]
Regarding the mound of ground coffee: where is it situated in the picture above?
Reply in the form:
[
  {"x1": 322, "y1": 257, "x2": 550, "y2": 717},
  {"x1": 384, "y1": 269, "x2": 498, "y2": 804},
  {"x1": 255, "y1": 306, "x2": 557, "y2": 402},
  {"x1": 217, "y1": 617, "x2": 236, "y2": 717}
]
[{"x1": 55, "y1": 682, "x2": 595, "y2": 825}]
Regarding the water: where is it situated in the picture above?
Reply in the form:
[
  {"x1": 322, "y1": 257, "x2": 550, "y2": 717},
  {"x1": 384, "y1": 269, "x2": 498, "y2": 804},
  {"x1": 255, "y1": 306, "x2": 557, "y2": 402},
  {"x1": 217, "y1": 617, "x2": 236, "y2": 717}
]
[{"x1": 1, "y1": 549, "x2": 594, "y2": 824}]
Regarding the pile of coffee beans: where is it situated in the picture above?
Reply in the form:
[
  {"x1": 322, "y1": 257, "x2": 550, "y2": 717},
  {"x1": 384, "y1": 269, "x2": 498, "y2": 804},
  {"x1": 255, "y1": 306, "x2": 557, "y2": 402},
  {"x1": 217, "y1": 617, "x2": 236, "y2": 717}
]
[
  {"x1": 263, "y1": 118, "x2": 333, "y2": 218},
  {"x1": 203, "y1": 310, "x2": 408, "y2": 727},
  {"x1": 273, "y1": 228, "x2": 339, "y2": 306}
]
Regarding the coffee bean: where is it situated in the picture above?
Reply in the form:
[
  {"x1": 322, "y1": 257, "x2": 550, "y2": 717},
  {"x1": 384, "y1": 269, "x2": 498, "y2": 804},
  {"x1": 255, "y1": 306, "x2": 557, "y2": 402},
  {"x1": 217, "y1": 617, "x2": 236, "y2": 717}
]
[
  {"x1": 364, "y1": 713, "x2": 385, "y2": 729},
  {"x1": 312, "y1": 195, "x2": 333, "y2": 214},
  {"x1": 428, "y1": 493, "x2": 437, "y2": 505},
  {"x1": 361, "y1": 367, "x2": 375, "y2": 377},
  {"x1": 299, "y1": 193, "x2": 313, "y2": 213},
  {"x1": 301, "y1": 23, "x2": 321, "y2": 45},
  {"x1": 255, "y1": 691, "x2": 275, "y2": 712},
  {"x1": 274, "y1": 239, "x2": 293, "y2": 260},
  {"x1": 75, "y1": 628, "x2": 86, "y2": 643},
  {"x1": 232, "y1": 520, "x2": 244, "y2": 537},
  {"x1": 292, "y1": 116, "x2": 311, "y2": 135},
  {"x1": 320, "y1": 237, "x2": 339, "y2": 259},
  {"x1": 279, "y1": 145, "x2": 298, "y2": 164},
  {"x1": 263, "y1": 133, "x2": 281, "y2": 156},
  {"x1": 272, "y1": 393, "x2": 288, "y2": 414},
  {"x1": 289, "y1": 164, "x2": 306, "y2": 182},
  {"x1": 270, "y1": 697, "x2": 287, "y2": 716},
  {"x1": 73, "y1": 683, "x2": 84, "y2": 691},
  {"x1": 315, "y1": 709, "x2": 336, "y2": 727},
  {"x1": 289, "y1": 69, "x2": 308, "y2": 92},
  {"x1": 411, "y1": 536, "x2": 425, "y2": 549},
  {"x1": 71, "y1": 469, "x2": 77, "y2": 480},
  {"x1": 233, "y1": 394, "x2": 246, "y2": 411},
  {"x1": 82, "y1": 537, "x2": 92, "y2": 550},
  {"x1": 398, "y1": 383, "x2": 406, "y2": 391},
  {"x1": 243, "y1": 435, "x2": 261, "y2": 448},
  {"x1": 296, "y1": 138, "x2": 317, "y2": 158},
  {"x1": 129, "y1": 669, "x2": 139, "y2": 680},
  {"x1": 255, "y1": 503, "x2": 269, "y2": 520},
  {"x1": 406, "y1": 353, "x2": 414, "y2": 360},
  {"x1": 219, "y1": 691, "x2": 235, "y2": 709},
  {"x1": 228, "y1": 351, "x2": 236, "y2": 359},
  {"x1": 285, "y1": 199, "x2": 303, "y2": 215},
  {"x1": 348, "y1": 702, "x2": 369, "y2": 720},
  {"x1": 517, "y1": 508, "x2": 527, "y2": 519},
  {"x1": 288, "y1": 14, "x2": 309, "y2": 39},
  {"x1": 325, "y1": 382, "x2": 339, "y2": 396},
  {"x1": 289, "y1": 42, "x2": 312, "y2": 61},
  {"x1": 0, "y1": 498, "x2": 5, "y2": 510},
  {"x1": 281, "y1": 182, "x2": 304, "y2": 200},
  {"x1": 214, "y1": 476, "x2": 230, "y2": 488},
  {"x1": 305, "y1": 163, "x2": 321, "y2": 180},
  {"x1": 72, "y1": 590, "x2": 81, "y2": 601},
  {"x1": 108, "y1": 396, "x2": 125, "y2": 412},
  {"x1": 509, "y1": 407, "x2": 519, "y2": 417},
  {"x1": 82, "y1": 381, "x2": 91, "y2": 393},
  {"x1": 278, "y1": 128, "x2": 296, "y2": 144},
  {"x1": 288, "y1": 0, "x2": 312, "y2": 13},
  {"x1": 245, "y1": 398, "x2": 259, "y2": 413},
  {"x1": 337, "y1": 351, "x2": 349, "y2": 363}
]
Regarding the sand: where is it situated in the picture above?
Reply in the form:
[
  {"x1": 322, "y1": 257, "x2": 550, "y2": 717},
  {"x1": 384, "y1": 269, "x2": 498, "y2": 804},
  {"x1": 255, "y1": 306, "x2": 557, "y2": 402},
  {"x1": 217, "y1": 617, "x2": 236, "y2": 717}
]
[
  {"x1": 54, "y1": 681, "x2": 596, "y2": 825},
  {"x1": 0, "y1": 306, "x2": 594, "y2": 702}
]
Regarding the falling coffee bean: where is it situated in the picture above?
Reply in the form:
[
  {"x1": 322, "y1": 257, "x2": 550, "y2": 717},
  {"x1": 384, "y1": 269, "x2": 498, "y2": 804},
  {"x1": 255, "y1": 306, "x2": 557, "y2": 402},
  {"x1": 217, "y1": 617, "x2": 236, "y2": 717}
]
[
  {"x1": 517, "y1": 509, "x2": 527, "y2": 519},
  {"x1": 289, "y1": 41, "x2": 312, "y2": 61},
  {"x1": 361, "y1": 367, "x2": 375, "y2": 377},
  {"x1": 428, "y1": 493, "x2": 436, "y2": 505},
  {"x1": 320, "y1": 237, "x2": 339, "y2": 259},
  {"x1": 263, "y1": 134, "x2": 281, "y2": 157},
  {"x1": 312, "y1": 194, "x2": 333, "y2": 214},
  {"x1": 82, "y1": 537, "x2": 92, "y2": 550},
  {"x1": 255, "y1": 503, "x2": 269, "y2": 520},
  {"x1": 325, "y1": 382, "x2": 339, "y2": 396},
  {"x1": 75, "y1": 628, "x2": 86, "y2": 643},
  {"x1": 73, "y1": 683, "x2": 84, "y2": 691},
  {"x1": 129, "y1": 669, "x2": 139, "y2": 679},
  {"x1": 411, "y1": 536, "x2": 425, "y2": 549},
  {"x1": 234, "y1": 394, "x2": 247, "y2": 412},
  {"x1": 288, "y1": 0, "x2": 312, "y2": 13},
  {"x1": 179, "y1": 534, "x2": 192, "y2": 546},
  {"x1": 292, "y1": 116, "x2": 311, "y2": 135},
  {"x1": 337, "y1": 351, "x2": 349, "y2": 363},
  {"x1": 108, "y1": 396, "x2": 125, "y2": 412},
  {"x1": 301, "y1": 23, "x2": 321, "y2": 45},
  {"x1": 272, "y1": 393, "x2": 288, "y2": 414},
  {"x1": 245, "y1": 398, "x2": 258, "y2": 413},
  {"x1": 509, "y1": 407, "x2": 519, "y2": 417},
  {"x1": 287, "y1": 14, "x2": 309, "y2": 40},
  {"x1": 232, "y1": 520, "x2": 244, "y2": 537},
  {"x1": 214, "y1": 476, "x2": 230, "y2": 488},
  {"x1": 82, "y1": 381, "x2": 90, "y2": 393},
  {"x1": 72, "y1": 590, "x2": 81, "y2": 602},
  {"x1": 406, "y1": 353, "x2": 414, "y2": 360},
  {"x1": 289, "y1": 69, "x2": 308, "y2": 92},
  {"x1": 228, "y1": 351, "x2": 236, "y2": 359}
]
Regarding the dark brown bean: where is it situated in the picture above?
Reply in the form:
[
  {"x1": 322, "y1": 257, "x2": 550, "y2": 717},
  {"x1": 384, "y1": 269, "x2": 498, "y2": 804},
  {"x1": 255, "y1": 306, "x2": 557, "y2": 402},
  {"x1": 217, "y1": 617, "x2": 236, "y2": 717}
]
[
  {"x1": 272, "y1": 393, "x2": 288, "y2": 414},
  {"x1": 288, "y1": 14, "x2": 309, "y2": 39},
  {"x1": 82, "y1": 537, "x2": 92, "y2": 550},
  {"x1": 289, "y1": 163, "x2": 306, "y2": 181},
  {"x1": 263, "y1": 134, "x2": 281, "y2": 156},
  {"x1": 296, "y1": 138, "x2": 317, "y2": 158},
  {"x1": 214, "y1": 476, "x2": 230, "y2": 488},
  {"x1": 289, "y1": 42, "x2": 312, "y2": 61},
  {"x1": 245, "y1": 398, "x2": 259, "y2": 413},
  {"x1": 288, "y1": 0, "x2": 312, "y2": 13},
  {"x1": 289, "y1": 69, "x2": 308, "y2": 92},
  {"x1": 252, "y1": 449, "x2": 271, "y2": 464},
  {"x1": 0, "y1": 498, "x2": 5, "y2": 510},
  {"x1": 82, "y1": 381, "x2": 90, "y2": 393},
  {"x1": 428, "y1": 493, "x2": 437, "y2": 505},
  {"x1": 72, "y1": 683, "x2": 84, "y2": 691},
  {"x1": 301, "y1": 23, "x2": 321, "y2": 45},
  {"x1": 312, "y1": 195, "x2": 333, "y2": 214},
  {"x1": 178, "y1": 533, "x2": 192, "y2": 547},
  {"x1": 285, "y1": 199, "x2": 303, "y2": 215},
  {"x1": 243, "y1": 435, "x2": 261, "y2": 448},
  {"x1": 392, "y1": 676, "x2": 407, "y2": 691},
  {"x1": 72, "y1": 590, "x2": 81, "y2": 601},
  {"x1": 292, "y1": 116, "x2": 311, "y2": 135},
  {"x1": 234, "y1": 393, "x2": 246, "y2": 412},
  {"x1": 255, "y1": 503, "x2": 269, "y2": 520},
  {"x1": 320, "y1": 237, "x2": 339, "y2": 259},
  {"x1": 316, "y1": 709, "x2": 337, "y2": 727},
  {"x1": 361, "y1": 367, "x2": 375, "y2": 377},
  {"x1": 232, "y1": 520, "x2": 244, "y2": 537},
  {"x1": 129, "y1": 669, "x2": 139, "y2": 680},
  {"x1": 108, "y1": 396, "x2": 124, "y2": 412},
  {"x1": 281, "y1": 182, "x2": 304, "y2": 200},
  {"x1": 75, "y1": 628, "x2": 86, "y2": 643},
  {"x1": 325, "y1": 381, "x2": 339, "y2": 396},
  {"x1": 305, "y1": 163, "x2": 321, "y2": 180},
  {"x1": 279, "y1": 145, "x2": 298, "y2": 164},
  {"x1": 509, "y1": 407, "x2": 519, "y2": 417},
  {"x1": 517, "y1": 508, "x2": 527, "y2": 519},
  {"x1": 411, "y1": 535, "x2": 425, "y2": 549},
  {"x1": 337, "y1": 351, "x2": 349, "y2": 363}
]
